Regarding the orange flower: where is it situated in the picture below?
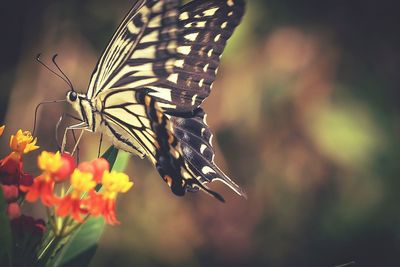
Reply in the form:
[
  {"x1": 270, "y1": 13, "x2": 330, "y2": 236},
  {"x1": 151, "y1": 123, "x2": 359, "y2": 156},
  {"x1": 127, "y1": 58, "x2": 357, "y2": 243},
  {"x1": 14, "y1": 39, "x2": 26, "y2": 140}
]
[
  {"x1": 83, "y1": 191, "x2": 104, "y2": 216},
  {"x1": 55, "y1": 169, "x2": 96, "y2": 222},
  {"x1": 70, "y1": 169, "x2": 96, "y2": 192},
  {"x1": 37, "y1": 151, "x2": 74, "y2": 181},
  {"x1": 102, "y1": 198, "x2": 118, "y2": 225},
  {"x1": 77, "y1": 158, "x2": 109, "y2": 183},
  {"x1": 102, "y1": 171, "x2": 133, "y2": 199},
  {"x1": 21, "y1": 149, "x2": 133, "y2": 225},
  {"x1": 38, "y1": 151, "x2": 63, "y2": 174},
  {"x1": 23, "y1": 175, "x2": 56, "y2": 206},
  {"x1": 83, "y1": 192, "x2": 119, "y2": 224},
  {"x1": 9, "y1": 130, "x2": 39, "y2": 154},
  {"x1": 22, "y1": 151, "x2": 74, "y2": 206},
  {"x1": 1, "y1": 128, "x2": 37, "y2": 187},
  {"x1": 56, "y1": 195, "x2": 88, "y2": 222},
  {"x1": 85, "y1": 171, "x2": 133, "y2": 224}
]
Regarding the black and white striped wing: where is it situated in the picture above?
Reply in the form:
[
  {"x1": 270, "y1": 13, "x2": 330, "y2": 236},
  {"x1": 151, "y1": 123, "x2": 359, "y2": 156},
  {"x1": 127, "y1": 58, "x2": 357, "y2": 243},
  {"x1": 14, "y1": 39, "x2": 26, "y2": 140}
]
[
  {"x1": 88, "y1": 0, "x2": 245, "y2": 113},
  {"x1": 148, "y1": 0, "x2": 245, "y2": 112},
  {"x1": 170, "y1": 108, "x2": 246, "y2": 198},
  {"x1": 142, "y1": 96, "x2": 245, "y2": 201},
  {"x1": 87, "y1": 0, "x2": 180, "y2": 100}
]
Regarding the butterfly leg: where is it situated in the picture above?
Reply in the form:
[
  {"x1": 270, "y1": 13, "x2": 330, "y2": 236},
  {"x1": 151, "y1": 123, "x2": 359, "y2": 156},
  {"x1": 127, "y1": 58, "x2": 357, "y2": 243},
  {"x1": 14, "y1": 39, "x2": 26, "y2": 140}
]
[
  {"x1": 71, "y1": 129, "x2": 85, "y2": 156},
  {"x1": 56, "y1": 113, "x2": 84, "y2": 149},
  {"x1": 61, "y1": 122, "x2": 89, "y2": 154},
  {"x1": 97, "y1": 133, "x2": 103, "y2": 158}
]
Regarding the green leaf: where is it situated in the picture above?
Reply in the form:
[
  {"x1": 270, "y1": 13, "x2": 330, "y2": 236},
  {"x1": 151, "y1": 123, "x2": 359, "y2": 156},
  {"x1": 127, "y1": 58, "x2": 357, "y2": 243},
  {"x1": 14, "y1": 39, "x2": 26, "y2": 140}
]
[
  {"x1": 47, "y1": 146, "x2": 130, "y2": 267},
  {"x1": 53, "y1": 217, "x2": 105, "y2": 267},
  {"x1": 111, "y1": 150, "x2": 130, "y2": 172},
  {"x1": 0, "y1": 187, "x2": 12, "y2": 267},
  {"x1": 100, "y1": 146, "x2": 119, "y2": 169}
]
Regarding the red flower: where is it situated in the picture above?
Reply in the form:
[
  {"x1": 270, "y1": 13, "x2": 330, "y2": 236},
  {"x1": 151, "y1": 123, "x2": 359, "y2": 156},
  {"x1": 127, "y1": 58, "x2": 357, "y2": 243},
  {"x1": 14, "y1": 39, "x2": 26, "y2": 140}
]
[
  {"x1": 91, "y1": 158, "x2": 110, "y2": 183},
  {"x1": 77, "y1": 162, "x2": 95, "y2": 176},
  {"x1": 22, "y1": 152, "x2": 75, "y2": 206},
  {"x1": 56, "y1": 194, "x2": 88, "y2": 222},
  {"x1": 102, "y1": 198, "x2": 118, "y2": 225},
  {"x1": 83, "y1": 192, "x2": 119, "y2": 225},
  {"x1": 23, "y1": 175, "x2": 56, "y2": 206},
  {"x1": 54, "y1": 153, "x2": 75, "y2": 181},
  {"x1": 0, "y1": 153, "x2": 23, "y2": 185},
  {"x1": 82, "y1": 191, "x2": 104, "y2": 216}
]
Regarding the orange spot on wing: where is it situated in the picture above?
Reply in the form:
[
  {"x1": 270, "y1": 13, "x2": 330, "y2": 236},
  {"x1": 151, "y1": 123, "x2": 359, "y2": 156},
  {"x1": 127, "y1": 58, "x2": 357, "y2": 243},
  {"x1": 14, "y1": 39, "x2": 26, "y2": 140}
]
[{"x1": 164, "y1": 175, "x2": 173, "y2": 187}]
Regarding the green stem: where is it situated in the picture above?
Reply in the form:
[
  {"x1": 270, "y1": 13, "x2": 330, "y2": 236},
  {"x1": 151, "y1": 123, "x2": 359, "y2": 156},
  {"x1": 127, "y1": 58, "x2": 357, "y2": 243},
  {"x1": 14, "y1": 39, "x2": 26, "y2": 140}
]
[
  {"x1": 60, "y1": 215, "x2": 89, "y2": 237},
  {"x1": 37, "y1": 215, "x2": 71, "y2": 264},
  {"x1": 37, "y1": 235, "x2": 62, "y2": 266}
]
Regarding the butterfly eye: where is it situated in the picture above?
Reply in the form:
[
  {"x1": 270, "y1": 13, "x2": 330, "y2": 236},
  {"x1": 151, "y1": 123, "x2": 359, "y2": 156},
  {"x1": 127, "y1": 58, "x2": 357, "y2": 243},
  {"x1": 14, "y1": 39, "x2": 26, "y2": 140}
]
[{"x1": 68, "y1": 91, "x2": 78, "y2": 102}]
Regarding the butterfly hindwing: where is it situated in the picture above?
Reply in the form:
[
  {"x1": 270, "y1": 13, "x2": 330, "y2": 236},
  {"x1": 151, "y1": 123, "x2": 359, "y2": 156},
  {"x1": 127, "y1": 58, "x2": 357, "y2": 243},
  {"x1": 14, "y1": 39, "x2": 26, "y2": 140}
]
[
  {"x1": 140, "y1": 95, "x2": 233, "y2": 201},
  {"x1": 170, "y1": 108, "x2": 246, "y2": 197}
]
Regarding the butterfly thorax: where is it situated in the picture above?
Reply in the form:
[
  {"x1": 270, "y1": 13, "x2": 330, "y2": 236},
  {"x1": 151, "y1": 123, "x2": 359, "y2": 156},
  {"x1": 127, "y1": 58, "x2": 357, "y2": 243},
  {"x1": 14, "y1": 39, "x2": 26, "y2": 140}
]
[
  {"x1": 92, "y1": 90, "x2": 148, "y2": 158},
  {"x1": 67, "y1": 90, "x2": 146, "y2": 157},
  {"x1": 66, "y1": 90, "x2": 95, "y2": 132}
]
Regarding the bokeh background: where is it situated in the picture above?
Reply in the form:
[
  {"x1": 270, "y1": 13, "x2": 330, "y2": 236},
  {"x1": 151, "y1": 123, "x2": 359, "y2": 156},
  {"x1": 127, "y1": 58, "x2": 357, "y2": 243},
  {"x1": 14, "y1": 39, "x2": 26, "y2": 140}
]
[{"x1": 1, "y1": 0, "x2": 400, "y2": 266}]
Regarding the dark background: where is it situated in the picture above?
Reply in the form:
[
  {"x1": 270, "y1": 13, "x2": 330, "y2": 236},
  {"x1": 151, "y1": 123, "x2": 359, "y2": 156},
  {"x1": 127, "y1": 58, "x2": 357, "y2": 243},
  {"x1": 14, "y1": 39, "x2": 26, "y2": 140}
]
[{"x1": 1, "y1": 0, "x2": 400, "y2": 266}]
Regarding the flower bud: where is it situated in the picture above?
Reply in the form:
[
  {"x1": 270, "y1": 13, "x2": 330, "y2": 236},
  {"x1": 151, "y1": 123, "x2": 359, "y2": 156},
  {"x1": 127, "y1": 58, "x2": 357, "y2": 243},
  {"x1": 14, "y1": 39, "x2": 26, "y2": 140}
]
[
  {"x1": 53, "y1": 153, "x2": 75, "y2": 181},
  {"x1": 92, "y1": 158, "x2": 110, "y2": 183},
  {"x1": 7, "y1": 202, "x2": 21, "y2": 220},
  {"x1": 78, "y1": 162, "x2": 95, "y2": 175},
  {"x1": 1, "y1": 185, "x2": 19, "y2": 202}
]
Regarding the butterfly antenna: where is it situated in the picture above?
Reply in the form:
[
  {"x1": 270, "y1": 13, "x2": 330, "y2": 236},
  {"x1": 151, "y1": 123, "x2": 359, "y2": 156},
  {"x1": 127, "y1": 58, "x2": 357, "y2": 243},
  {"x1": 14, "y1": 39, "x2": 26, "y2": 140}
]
[
  {"x1": 36, "y1": 53, "x2": 72, "y2": 89},
  {"x1": 52, "y1": 54, "x2": 75, "y2": 91}
]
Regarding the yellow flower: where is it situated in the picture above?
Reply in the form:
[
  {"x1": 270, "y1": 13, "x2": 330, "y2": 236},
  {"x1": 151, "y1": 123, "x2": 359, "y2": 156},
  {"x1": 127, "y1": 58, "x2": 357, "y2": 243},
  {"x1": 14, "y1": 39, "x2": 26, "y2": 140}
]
[
  {"x1": 10, "y1": 129, "x2": 39, "y2": 154},
  {"x1": 0, "y1": 125, "x2": 5, "y2": 137},
  {"x1": 38, "y1": 151, "x2": 62, "y2": 174},
  {"x1": 70, "y1": 169, "x2": 96, "y2": 193},
  {"x1": 102, "y1": 171, "x2": 133, "y2": 199}
]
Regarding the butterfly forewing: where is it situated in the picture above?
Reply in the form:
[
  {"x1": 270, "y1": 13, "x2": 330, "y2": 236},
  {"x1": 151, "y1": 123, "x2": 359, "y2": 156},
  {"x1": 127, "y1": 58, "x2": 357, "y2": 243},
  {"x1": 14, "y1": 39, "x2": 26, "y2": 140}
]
[
  {"x1": 87, "y1": 0, "x2": 180, "y2": 99},
  {"x1": 146, "y1": 0, "x2": 245, "y2": 112}
]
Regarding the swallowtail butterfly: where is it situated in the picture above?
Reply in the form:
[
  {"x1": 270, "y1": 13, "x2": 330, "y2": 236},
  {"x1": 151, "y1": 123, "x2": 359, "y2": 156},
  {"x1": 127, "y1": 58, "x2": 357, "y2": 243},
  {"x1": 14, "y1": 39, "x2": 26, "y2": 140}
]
[{"x1": 64, "y1": 0, "x2": 246, "y2": 202}]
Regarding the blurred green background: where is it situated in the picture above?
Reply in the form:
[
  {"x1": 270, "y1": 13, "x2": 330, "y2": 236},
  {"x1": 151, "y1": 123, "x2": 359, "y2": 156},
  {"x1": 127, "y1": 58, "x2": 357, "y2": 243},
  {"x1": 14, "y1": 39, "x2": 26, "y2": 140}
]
[{"x1": 1, "y1": 0, "x2": 400, "y2": 266}]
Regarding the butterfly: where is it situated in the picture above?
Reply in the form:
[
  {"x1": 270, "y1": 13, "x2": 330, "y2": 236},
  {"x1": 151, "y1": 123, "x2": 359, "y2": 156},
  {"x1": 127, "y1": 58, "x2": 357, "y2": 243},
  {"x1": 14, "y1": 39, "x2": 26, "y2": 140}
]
[{"x1": 63, "y1": 0, "x2": 246, "y2": 202}]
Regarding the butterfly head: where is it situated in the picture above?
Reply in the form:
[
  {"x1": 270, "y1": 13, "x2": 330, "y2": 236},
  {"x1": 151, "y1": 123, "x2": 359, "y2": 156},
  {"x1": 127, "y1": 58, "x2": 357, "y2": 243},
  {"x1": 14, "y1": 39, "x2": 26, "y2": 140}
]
[
  {"x1": 66, "y1": 90, "x2": 78, "y2": 103},
  {"x1": 66, "y1": 90, "x2": 88, "y2": 117},
  {"x1": 66, "y1": 90, "x2": 82, "y2": 114}
]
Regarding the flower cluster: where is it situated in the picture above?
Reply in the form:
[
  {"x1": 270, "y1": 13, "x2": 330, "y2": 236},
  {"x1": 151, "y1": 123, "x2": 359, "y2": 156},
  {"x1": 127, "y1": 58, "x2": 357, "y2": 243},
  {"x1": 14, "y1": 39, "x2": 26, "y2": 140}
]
[
  {"x1": 0, "y1": 127, "x2": 46, "y2": 266},
  {"x1": 22, "y1": 151, "x2": 133, "y2": 225},
  {"x1": 0, "y1": 126, "x2": 38, "y2": 219}
]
